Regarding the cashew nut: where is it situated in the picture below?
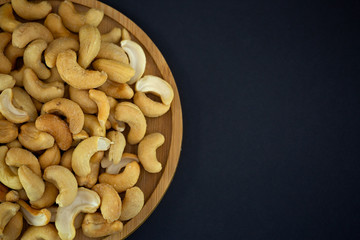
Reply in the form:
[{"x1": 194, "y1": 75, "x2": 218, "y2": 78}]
[
  {"x1": 72, "y1": 136, "x2": 111, "y2": 177},
  {"x1": 0, "y1": 119, "x2": 18, "y2": 144},
  {"x1": 69, "y1": 86, "x2": 97, "y2": 114},
  {"x1": 92, "y1": 183, "x2": 121, "y2": 222},
  {"x1": 76, "y1": 162, "x2": 100, "y2": 189},
  {"x1": 0, "y1": 32, "x2": 12, "y2": 74},
  {"x1": 121, "y1": 28, "x2": 131, "y2": 41},
  {"x1": 78, "y1": 24, "x2": 101, "y2": 68},
  {"x1": 2, "y1": 211, "x2": 22, "y2": 240},
  {"x1": 18, "y1": 122, "x2": 54, "y2": 151},
  {"x1": 106, "y1": 131, "x2": 126, "y2": 164},
  {"x1": 12, "y1": 22, "x2": 53, "y2": 48},
  {"x1": 0, "y1": 183, "x2": 8, "y2": 202},
  {"x1": 48, "y1": 207, "x2": 83, "y2": 230},
  {"x1": 12, "y1": 86, "x2": 38, "y2": 122},
  {"x1": 119, "y1": 186, "x2": 144, "y2": 221},
  {"x1": 4, "y1": 44, "x2": 24, "y2": 69},
  {"x1": 134, "y1": 92, "x2": 171, "y2": 117},
  {"x1": 18, "y1": 165, "x2": 45, "y2": 202},
  {"x1": 18, "y1": 189, "x2": 28, "y2": 201},
  {"x1": 99, "y1": 161, "x2": 140, "y2": 193},
  {"x1": 11, "y1": 0, "x2": 51, "y2": 20},
  {"x1": 83, "y1": 114, "x2": 106, "y2": 137},
  {"x1": 88, "y1": 89, "x2": 109, "y2": 131},
  {"x1": 121, "y1": 40, "x2": 146, "y2": 85},
  {"x1": 10, "y1": 64, "x2": 26, "y2": 87},
  {"x1": 23, "y1": 39, "x2": 51, "y2": 80},
  {"x1": 105, "y1": 153, "x2": 139, "y2": 174},
  {"x1": 39, "y1": 144, "x2": 61, "y2": 169},
  {"x1": 43, "y1": 165, "x2": 78, "y2": 207},
  {"x1": 82, "y1": 212, "x2": 123, "y2": 238},
  {"x1": 101, "y1": 27, "x2": 121, "y2": 43},
  {"x1": 93, "y1": 58, "x2": 135, "y2": 84},
  {"x1": 58, "y1": 0, "x2": 104, "y2": 33},
  {"x1": 114, "y1": 102, "x2": 147, "y2": 145},
  {"x1": 45, "y1": 67, "x2": 62, "y2": 83},
  {"x1": 18, "y1": 200, "x2": 51, "y2": 226},
  {"x1": 98, "y1": 80, "x2": 134, "y2": 99},
  {"x1": 21, "y1": 224, "x2": 60, "y2": 240},
  {"x1": 0, "y1": 146, "x2": 21, "y2": 190},
  {"x1": 72, "y1": 129, "x2": 89, "y2": 147},
  {"x1": 56, "y1": 50, "x2": 107, "y2": 89},
  {"x1": 107, "y1": 96, "x2": 125, "y2": 132},
  {"x1": 138, "y1": 132, "x2": 165, "y2": 173},
  {"x1": 5, "y1": 190, "x2": 19, "y2": 202},
  {"x1": 5, "y1": 147, "x2": 42, "y2": 176},
  {"x1": 45, "y1": 37, "x2": 80, "y2": 68},
  {"x1": 55, "y1": 187, "x2": 100, "y2": 240},
  {"x1": 0, "y1": 3, "x2": 21, "y2": 32},
  {"x1": 35, "y1": 114, "x2": 72, "y2": 151},
  {"x1": 0, "y1": 88, "x2": 29, "y2": 123},
  {"x1": 97, "y1": 41, "x2": 129, "y2": 64},
  {"x1": 6, "y1": 140, "x2": 22, "y2": 149},
  {"x1": 0, "y1": 202, "x2": 20, "y2": 236},
  {"x1": 60, "y1": 148, "x2": 74, "y2": 171},
  {"x1": 30, "y1": 182, "x2": 58, "y2": 209},
  {"x1": 44, "y1": 13, "x2": 78, "y2": 40},
  {"x1": 0, "y1": 74, "x2": 15, "y2": 91}
]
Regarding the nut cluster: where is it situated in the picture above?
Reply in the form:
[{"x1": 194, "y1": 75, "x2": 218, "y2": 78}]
[{"x1": 0, "y1": 0, "x2": 174, "y2": 239}]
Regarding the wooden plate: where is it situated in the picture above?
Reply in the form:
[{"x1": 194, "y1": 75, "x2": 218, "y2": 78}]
[{"x1": 0, "y1": 0, "x2": 183, "y2": 239}]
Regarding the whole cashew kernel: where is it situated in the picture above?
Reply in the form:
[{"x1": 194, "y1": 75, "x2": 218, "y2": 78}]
[
  {"x1": 78, "y1": 24, "x2": 101, "y2": 68},
  {"x1": 5, "y1": 147, "x2": 42, "y2": 176},
  {"x1": 82, "y1": 212, "x2": 123, "y2": 238},
  {"x1": 88, "y1": 89, "x2": 109, "y2": 131},
  {"x1": 120, "y1": 40, "x2": 146, "y2": 85},
  {"x1": 76, "y1": 162, "x2": 100, "y2": 189},
  {"x1": 18, "y1": 122, "x2": 55, "y2": 151},
  {"x1": 12, "y1": 22, "x2": 53, "y2": 49},
  {"x1": 93, "y1": 58, "x2": 135, "y2": 84},
  {"x1": 83, "y1": 114, "x2": 106, "y2": 137},
  {"x1": 44, "y1": 13, "x2": 78, "y2": 40},
  {"x1": 98, "y1": 80, "x2": 134, "y2": 99},
  {"x1": 0, "y1": 146, "x2": 21, "y2": 190},
  {"x1": 45, "y1": 67, "x2": 62, "y2": 83},
  {"x1": 0, "y1": 88, "x2": 30, "y2": 123},
  {"x1": 4, "y1": 44, "x2": 24, "y2": 69},
  {"x1": 2, "y1": 211, "x2": 22, "y2": 240},
  {"x1": 30, "y1": 182, "x2": 58, "y2": 209},
  {"x1": 0, "y1": 3, "x2": 21, "y2": 32},
  {"x1": 23, "y1": 39, "x2": 51, "y2": 79},
  {"x1": 106, "y1": 131, "x2": 126, "y2": 164},
  {"x1": 45, "y1": 37, "x2": 80, "y2": 68},
  {"x1": 107, "y1": 96, "x2": 125, "y2": 132},
  {"x1": 18, "y1": 200, "x2": 51, "y2": 226},
  {"x1": 0, "y1": 119, "x2": 18, "y2": 144},
  {"x1": 39, "y1": 144, "x2": 61, "y2": 169},
  {"x1": 101, "y1": 27, "x2": 122, "y2": 43},
  {"x1": 119, "y1": 186, "x2": 144, "y2": 221},
  {"x1": 10, "y1": 65, "x2": 26, "y2": 87},
  {"x1": 0, "y1": 202, "x2": 20, "y2": 236},
  {"x1": 92, "y1": 183, "x2": 122, "y2": 222},
  {"x1": 11, "y1": 0, "x2": 52, "y2": 20},
  {"x1": 134, "y1": 92, "x2": 171, "y2": 117},
  {"x1": 18, "y1": 165, "x2": 45, "y2": 202},
  {"x1": 105, "y1": 153, "x2": 139, "y2": 174},
  {"x1": 0, "y1": 32, "x2": 12, "y2": 74},
  {"x1": 60, "y1": 148, "x2": 74, "y2": 171},
  {"x1": 21, "y1": 224, "x2": 60, "y2": 240},
  {"x1": 12, "y1": 87, "x2": 38, "y2": 122},
  {"x1": 97, "y1": 42, "x2": 129, "y2": 64},
  {"x1": 0, "y1": 74, "x2": 15, "y2": 91},
  {"x1": 138, "y1": 132, "x2": 165, "y2": 173},
  {"x1": 121, "y1": 28, "x2": 131, "y2": 41},
  {"x1": 69, "y1": 86, "x2": 97, "y2": 114},
  {"x1": 43, "y1": 165, "x2": 78, "y2": 207}
]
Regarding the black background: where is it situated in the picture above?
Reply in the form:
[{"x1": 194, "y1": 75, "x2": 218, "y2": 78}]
[{"x1": 101, "y1": 0, "x2": 360, "y2": 239}]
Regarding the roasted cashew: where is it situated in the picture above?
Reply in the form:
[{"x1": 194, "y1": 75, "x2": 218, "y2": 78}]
[
  {"x1": 23, "y1": 68, "x2": 65, "y2": 103},
  {"x1": 115, "y1": 102, "x2": 147, "y2": 145},
  {"x1": 138, "y1": 133, "x2": 165, "y2": 173},
  {"x1": 107, "y1": 96, "x2": 125, "y2": 131},
  {"x1": 121, "y1": 40, "x2": 146, "y2": 85},
  {"x1": 30, "y1": 182, "x2": 58, "y2": 209},
  {"x1": 21, "y1": 224, "x2": 60, "y2": 240},
  {"x1": 10, "y1": 64, "x2": 26, "y2": 87},
  {"x1": 18, "y1": 189, "x2": 28, "y2": 201},
  {"x1": 72, "y1": 129, "x2": 89, "y2": 147},
  {"x1": 89, "y1": 89, "x2": 109, "y2": 131},
  {"x1": 93, "y1": 58, "x2": 135, "y2": 84},
  {"x1": 0, "y1": 120, "x2": 18, "y2": 144},
  {"x1": 97, "y1": 41, "x2": 129, "y2": 64},
  {"x1": 82, "y1": 212, "x2": 123, "y2": 238},
  {"x1": 99, "y1": 161, "x2": 140, "y2": 193},
  {"x1": 98, "y1": 80, "x2": 134, "y2": 99},
  {"x1": 72, "y1": 136, "x2": 111, "y2": 177},
  {"x1": 5, "y1": 190, "x2": 19, "y2": 202},
  {"x1": 134, "y1": 92, "x2": 171, "y2": 117},
  {"x1": 55, "y1": 187, "x2": 100, "y2": 240},
  {"x1": 12, "y1": 87, "x2": 38, "y2": 122},
  {"x1": 18, "y1": 200, "x2": 51, "y2": 226},
  {"x1": 12, "y1": 22, "x2": 53, "y2": 49},
  {"x1": 60, "y1": 148, "x2": 74, "y2": 171},
  {"x1": 56, "y1": 50, "x2": 107, "y2": 89},
  {"x1": 18, "y1": 122, "x2": 54, "y2": 151},
  {"x1": 4, "y1": 44, "x2": 24, "y2": 69},
  {"x1": 11, "y1": 0, "x2": 51, "y2": 20},
  {"x1": 78, "y1": 24, "x2": 101, "y2": 68},
  {"x1": 0, "y1": 146, "x2": 21, "y2": 190},
  {"x1": 105, "y1": 153, "x2": 139, "y2": 174},
  {"x1": 0, "y1": 74, "x2": 15, "y2": 91},
  {"x1": 43, "y1": 165, "x2": 78, "y2": 207},
  {"x1": 0, "y1": 88, "x2": 29, "y2": 123},
  {"x1": 44, "y1": 13, "x2": 78, "y2": 40},
  {"x1": 0, "y1": 202, "x2": 20, "y2": 236},
  {"x1": 106, "y1": 131, "x2": 126, "y2": 164},
  {"x1": 76, "y1": 162, "x2": 100, "y2": 189},
  {"x1": 83, "y1": 114, "x2": 106, "y2": 137},
  {"x1": 18, "y1": 165, "x2": 45, "y2": 202},
  {"x1": 101, "y1": 27, "x2": 121, "y2": 43},
  {"x1": 121, "y1": 28, "x2": 131, "y2": 41},
  {"x1": 92, "y1": 183, "x2": 121, "y2": 223},
  {"x1": 45, "y1": 37, "x2": 80, "y2": 68},
  {"x1": 39, "y1": 144, "x2": 61, "y2": 169},
  {"x1": 119, "y1": 186, "x2": 144, "y2": 221},
  {"x1": 23, "y1": 39, "x2": 50, "y2": 80},
  {"x1": 0, "y1": 3, "x2": 21, "y2": 32},
  {"x1": 45, "y1": 67, "x2": 62, "y2": 83},
  {"x1": 2, "y1": 211, "x2": 22, "y2": 240},
  {"x1": 69, "y1": 86, "x2": 97, "y2": 114},
  {"x1": 0, "y1": 32, "x2": 12, "y2": 74},
  {"x1": 6, "y1": 140, "x2": 22, "y2": 149},
  {"x1": 35, "y1": 114, "x2": 72, "y2": 151},
  {"x1": 5, "y1": 147, "x2": 42, "y2": 176}
]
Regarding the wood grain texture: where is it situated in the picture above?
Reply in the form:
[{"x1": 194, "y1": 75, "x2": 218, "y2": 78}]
[{"x1": 0, "y1": 0, "x2": 183, "y2": 239}]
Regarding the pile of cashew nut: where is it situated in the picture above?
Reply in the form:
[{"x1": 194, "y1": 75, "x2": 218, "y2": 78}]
[{"x1": 0, "y1": 0, "x2": 174, "y2": 239}]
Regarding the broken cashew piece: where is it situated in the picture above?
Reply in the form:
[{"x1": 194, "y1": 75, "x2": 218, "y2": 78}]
[
  {"x1": 18, "y1": 165, "x2": 45, "y2": 202},
  {"x1": 11, "y1": 0, "x2": 52, "y2": 20},
  {"x1": 39, "y1": 144, "x2": 61, "y2": 169},
  {"x1": 138, "y1": 133, "x2": 165, "y2": 173},
  {"x1": 69, "y1": 86, "x2": 97, "y2": 114},
  {"x1": 104, "y1": 153, "x2": 139, "y2": 174},
  {"x1": 0, "y1": 3, "x2": 21, "y2": 32},
  {"x1": 21, "y1": 224, "x2": 60, "y2": 240},
  {"x1": 0, "y1": 202, "x2": 20, "y2": 236},
  {"x1": 0, "y1": 32, "x2": 12, "y2": 74},
  {"x1": 0, "y1": 146, "x2": 22, "y2": 190},
  {"x1": 121, "y1": 40, "x2": 146, "y2": 85},
  {"x1": 12, "y1": 87, "x2": 38, "y2": 122},
  {"x1": 106, "y1": 131, "x2": 126, "y2": 164},
  {"x1": 0, "y1": 119, "x2": 18, "y2": 144},
  {"x1": 55, "y1": 187, "x2": 100, "y2": 240},
  {"x1": 45, "y1": 37, "x2": 80, "y2": 68},
  {"x1": 18, "y1": 200, "x2": 51, "y2": 226},
  {"x1": 89, "y1": 89, "x2": 109, "y2": 131},
  {"x1": 101, "y1": 27, "x2": 121, "y2": 43},
  {"x1": 5, "y1": 147, "x2": 42, "y2": 176},
  {"x1": 44, "y1": 13, "x2": 78, "y2": 40},
  {"x1": 24, "y1": 39, "x2": 51, "y2": 80},
  {"x1": 98, "y1": 80, "x2": 134, "y2": 99},
  {"x1": 78, "y1": 24, "x2": 101, "y2": 68},
  {"x1": 119, "y1": 186, "x2": 144, "y2": 221},
  {"x1": 93, "y1": 58, "x2": 135, "y2": 84},
  {"x1": 82, "y1": 212, "x2": 123, "y2": 238},
  {"x1": 12, "y1": 22, "x2": 53, "y2": 48},
  {"x1": 2, "y1": 211, "x2": 23, "y2": 240},
  {"x1": 30, "y1": 182, "x2": 58, "y2": 209},
  {"x1": 0, "y1": 88, "x2": 29, "y2": 123},
  {"x1": 18, "y1": 122, "x2": 55, "y2": 151}
]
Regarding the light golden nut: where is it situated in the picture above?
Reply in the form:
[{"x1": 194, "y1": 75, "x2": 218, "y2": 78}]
[
  {"x1": 93, "y1": 59, "x2": 135, "y2": 84},
  {"x1": 5, "y1": 190, "x2": 19, "y2": 202},
  {"x1": 92, "y1": 183, "x2": 122, "y2": 222},
  {"x1": 18, "y1": 189, "x2": 28, "y2": 201},
  {"x1": 121, "y1": 28, "x2": 131, "y2": 41},
  {"x1": 45, "y1": 37, "x2": 80, "y2": 68},
  {"x1": 72, "y1": 136, "x2": 111, "y2": 177},
  {"x1": 56, "y1": 50, "x2": 107, "y2": 89},
  {"x1": 135, "y1": 75, "x2": 174, "y2": 105},
  {"x1": 30, "y1": 182, "x2": 58, "y2": 209},
  {"x1": 55, "y1": 187, "x2": 100, "y2": 240},
  {"x1": 78, "y1": 25, "x2": 101, "y2": 68},
  {"x1": 106, "y1": 131, "x2": 126, "y2": 164},
  {"x1": 108, "y1": 113, "x2": 126, "y2": 132},
  {"x1": 76, "y1": 162, "x2": 100, "y2": 188},
  {"x1": 69, "y1": 86, "x2": 97, "y2": 114},
  {"x1": 11, "y1": 0, "x2": 51, "y2": 20},
  {"x1": 12, "y1": 22, "x2": 53, "y2": 48},
  {"x1": 23, "y1": 39, "x2": 50, "y2": 79},
  {"x1": 72, "y1": 129, "x2": 89, "y2": 147},
  {"x1": 43, "y1": 165, "x2": 78, "y2": 207},
  {"x1": 35, "y1": 114, "x2": 72, "y2": 151},
  {"x1": 88, "y1": 89, "x2": 109, "y2": 131},
  {"x1": 18, "y1": 122, "x2": 55, "y2": 151},
  {"x1": 0, "y1": 202, "x2": 20, "y2": 236},
  {"x1": 114, "y1": 102, "x2": 147, "y2": 145},
  {"x1": 44, "y1": 13, "x2": 78, "y2": 40},
  {"x1": 0, "y1": 146, "x2": 22, "y2": 189},
  {"x1": 97, "y1": 41, "x2": 129, "y2": 64},
  {"x1": 101, "y1": 27, "x2": 122, "y2": 43},
  {"x1": 99, "y1": 161, "x2": 140, "y2": 193},
  {"x1": 41, "y1": 98, "x2": 85, "y2": 134},
  {"x1": 6, "y1": 140, "x2": 22, "y2": 149},
  {"x1": 138, "y1": 133, "x2": 165, "y2": 173},
  {"x1": 98, "y1": 80, "x2": 134, "y2": 99},
  {"x1": 105, "y1": 153, "x2": 139, "y2": 174},
  {"x1": 12, "y1": 87, "x2": 38, "y2": 122},
  {"x1": 83, "y1": 114, "x2": 106, "y2": 137},
  {"x1": 0, "y1": 32, "x2": 12, "y2": 74},
  {"x1": 32, "y1": 97, "x2": 43, "y2": 113},
  {"x1": 18, "y1": 165, "x2": 45, "y2": 202},
  {"x1": 45, "y1": 67, "x2": 62, "y2": 83},
  {"x1": 119, "y1": 186, "x2": 144, "y2": 221},
  {"x1": 134, "y1": 92, "x2": 171, "y2": 117},
  {"x1": 10, "y1": 65, "x2": 26, "y2": 87},
  {"x1": 0, "y1": 120, "x2": 18, "y2": 144},
  {"x1": 2, "y1": 211, "x2": 22, "y2": 240},
  {"x1": 0, "y1": 74, "x2": 15, "y2": 91},
  {"x1": 39, "y1": 144, "x2": 61, "y2": 169},
  {"x1": 121, "y1": 40, "x2": 146, "y2": 85},
  {"x1": 21, "y1": 224, "x2": 60, "y2": 240},
  {"x1": 82, "y1": 212, "x2": 123, "y2": 238},
  {"x1": 4, "y1": 44, "x2": 24, "y2": 69},
  {"x1": 60, "y1": 148, "x2": 74, "y2": 171},
  {"x1": 18, "y1": 200, "x2": 51, "y2": 226},
  {"x1": 0, "y1": 3, "x2": 21, "y2": 32},
  {"x1": 5, "y1": 147, "x2": 42, "y2": 176},
  {"x1": 0, "y1": 88, "x2": 29, "y2": 123}
]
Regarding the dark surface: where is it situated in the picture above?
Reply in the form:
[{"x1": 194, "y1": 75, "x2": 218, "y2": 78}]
[{"x1": 101, "y1": 0, "x2": 360, "y2": 239}]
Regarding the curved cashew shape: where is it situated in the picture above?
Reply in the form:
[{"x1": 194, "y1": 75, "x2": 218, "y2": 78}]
[
  {"x1": 119, "y1": 186, "x2": 144, "y2": 221},
  {"x1": 82, "y1": 212, "x2": 123, "y2": 238},
  {"x1": 89, "y1": 89, "x2": 109, "y2": 131},
  {"x1": 0, "y1": 120, "x2": 18, "y2": 144},
  {"x1": 58, "y1": 0, "x2": 104, "y2": 33},
  {"x1": 98, "y1": 80, "x2": 134, "y2": 99},
  {"x1": 106, "y1": 131, "x2": 126, "y2": 164},
  {"x1": 121, "y1": 40, "x2": 146, "y2": 85},
  {"x1": 45, "y1": 67, "x2": 62, "y2": 83},
  {"x1": 138, "y1": 133, "x2": 165, "y2": 173},
  {"x1": 101, "y1": 27, "x2": 122, "y2": 43},
  {"x1": 79, "y1": 25, "x2": 101, "y2": 68},
  {"x1": 41, "y1": 98, "x2": 84, "y2": 134},
  {"x1": 18, "y1": 200, "x2": 50, "y2": 226},
  {"x1": 134, "y1": 92, "x2": 171, "y2": 117},
  {"x1": 83, "y1": 114, "x2": 106, "y2": 137},
  {"x1": 72, "y1": 136, "x2": 111, "y2": 177},
  {"x1": 0, "y1": 202, "x2": 20, "y2": 236},
  {"x1": 76, "y1": 162, "x2": 100, "y2": 189},
  {"x1": 44, "y1": 13, "x2": 78, "y2": 40},
  {"x1": 43, "y1": 165, "x2": 78, "y2": 207},
  {"x1": 18, "y1": 122, "x2": 55, "y2": 151},
  {"x1": 0, "y1": 32, "x2": 12, "y2": 74},
  {"x1": 5, "y1": 147, "x2": 42, "y2": 176},
  {"x1": 4, "y1": 44, "x2": 24, "y2": 69},
  {"x1": 35, "y1": 114, "x2": 72, "y2": 151},
  {"x1": 56, "y1": 50, "x2": 107, "y2": 89},
  {"x1": 69, "y1": 86, "x2": 97, "y2": 114},
  {"x1": 21, "y1": 224, "x2": 60, "y2": 240},
  {"x1": 24, "y1": 40, "x2": 51, "y2": 79},
  {"x1": 99, "y1": 161, "x2": 140, "y2": 193},
  {"x1": 30, "y1": 182, "x2": 58, "y2": 209},
  {"x1": 39, "y1": 144, "x2": 61, "y2": 169},
  {"x1": 45, "y1": 37, "x2": 79, "y2": 68},
  {"x1": 114, "y1": 102, "x2": 147, "y2": 145},
  {"x1": 135, "y1": 75, "x2": 174, "y2": 105},
  {"x1": 0, "y1": 3, "x2": 21, "y2": 32},
  {"x1": 12, "y1": 22, "x2": 53, "y2": 48},
  {"x1": 60, "y1": 148, "x2": 74, "y2": 171},
  {"x1": 12, "y1": 87, "x2": 38, "y2": 122},
  {"x1": 0, "y1": 88, "x2": 29, "y2": 123},
  {"x1": 18, "y1": 165, "x2": 45, "y2": 202},
  {"x1": 10, "y1": 64, "x2": 26, "y2": 87},
  {"x1": 0, "y1": 74, "x2": 15, "y2": 91},
  {"x1": 93, "y1": 58, "x2": 135, "y2": 84},
  {"x1": 0, "y1": 146, "x2": 22, "y2": 190},
  {"x1": 2, "y1": 211, "x2": 23, "y2": 240},
  {"x1": 121, "y1": 28, "x2": 131, "y2": 41},
  {"x1": 55, "y1": 187, "x2": 100, "y2": 240},
  {"x1": 107, "y1": 96, "x2": 125, "y2": 132},
  {"x1": 105, "y1": 153, "x2": 139, "y2": 174},
  {"x1": 92, "y1": 183, "x2": 121, "y2": 222},
  {"x1": 11, "y1": 0, "x2": 51, "y2": 20}
]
